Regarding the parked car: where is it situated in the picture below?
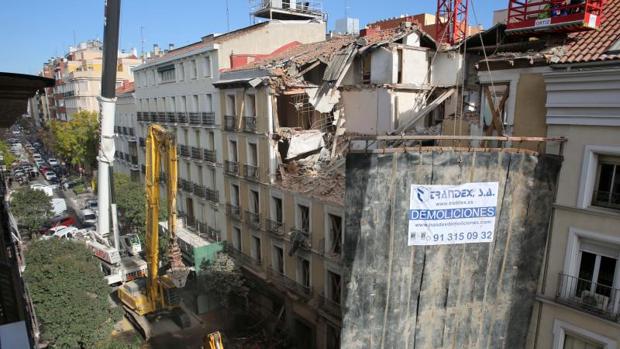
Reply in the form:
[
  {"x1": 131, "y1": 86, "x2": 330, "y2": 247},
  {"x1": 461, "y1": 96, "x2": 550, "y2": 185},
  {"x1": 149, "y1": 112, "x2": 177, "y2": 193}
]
[
  {"x1": 48, "y1": 158, "x2": 60, "y2": 167},
  {"x1": 39, "y1": 165, "x2": 50, "y2": 175},
  {"x1": 84, "y1": 199, "x2": 98, "y2": 211},
  {"x1": 43, "y1": 171, "x2": 58, "y2": 183},
  {"x1": 41, "y1": 226, "x2": 79, "y2": 240},
  {"x1": 39, "y1": 215, "x2": 77, "y2": 235},
  {"x1": 80, "y1": 209, "x2": 97, "y2": 226},
  {"x1": 62, "y1": 178, "x2": 84, "y2": 190}
]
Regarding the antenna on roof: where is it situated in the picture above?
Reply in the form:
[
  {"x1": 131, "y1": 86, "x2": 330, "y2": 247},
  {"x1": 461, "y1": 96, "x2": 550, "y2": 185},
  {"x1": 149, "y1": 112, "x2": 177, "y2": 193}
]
[
  {"x1": 140, "y1": 26, "x2": 145, "y2": 61},
  {"x1": 226, "y1": 0, "x2": 231, "y2": 31}
]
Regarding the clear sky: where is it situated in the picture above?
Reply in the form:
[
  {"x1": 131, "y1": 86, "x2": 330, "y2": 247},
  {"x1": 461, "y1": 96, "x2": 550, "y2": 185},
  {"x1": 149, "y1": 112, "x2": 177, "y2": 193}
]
[{"x1": 0, "y1": 0, "x2": 504, "y2": 75}]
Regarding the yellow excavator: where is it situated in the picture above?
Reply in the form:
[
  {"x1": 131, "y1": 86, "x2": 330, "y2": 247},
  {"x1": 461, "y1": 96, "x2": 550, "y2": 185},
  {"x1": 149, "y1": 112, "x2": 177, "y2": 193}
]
[{"x1": 117, "y1": 124, "x2": 191, "y2": 338}]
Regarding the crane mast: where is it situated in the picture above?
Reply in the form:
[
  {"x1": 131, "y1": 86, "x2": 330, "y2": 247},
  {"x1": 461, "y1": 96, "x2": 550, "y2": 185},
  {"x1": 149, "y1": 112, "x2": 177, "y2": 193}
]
[{"x1": 436, "y1": 0, "x2": 469, "y2": 45}]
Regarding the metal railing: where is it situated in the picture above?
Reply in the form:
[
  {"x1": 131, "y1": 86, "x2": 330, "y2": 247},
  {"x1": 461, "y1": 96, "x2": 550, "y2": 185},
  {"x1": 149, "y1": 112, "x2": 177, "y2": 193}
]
[
  {"x1": 224, "y1": 161, "x2": 240, "y2": 176},
  {"x1": 291, "y1": 228, "x2": 312, "y2": 250},
  {"x1": 204, "y1": 149, "x2": 217, "y2": 163},
  {"x1": 224, "y1": 115, "x2": 236, "y2": 131},
  {"x1": 177, "y1": 112, "x2": 188, "y2": 124},
  {"x1": 556, "y1": 273, "x2": 620, "y2": 321},
  {"x1": 226, "y1": 204, "x2": 242, "y2": 221},
  {"x1": 180, "y1": 179, "x2": 192, "y2": 193},
  {"x1": 245, "y1": 210, "x2": 261, "y2": 229},
  {"x1": 191, "y1": 147, "x2": 203, "y2": 160},
  {"x1": 137, "y1": 112, "x2": 144, "y2": 121},
  {"x1": 189, "y1": 112, "x2": 201, "y2": 125},
  {"x1": 243, "y1": 116, "x2": 257, "y2": 133},
  {"x1": 157, "y1": 112, "x2": 166, "y2": 123},
  {"x1": 178, "y1": 145, "x2": 190, "y2": 158},
  {"x1": 319, "y1": 293, "x2": 342, "y2": 318},
  {"x1": 265, "y1": 218, "x2": 284, "y2": 237},
  {"x1": 205, "y1": 188, "x2": 219, "y2": 203},
  {"x1": 250, "y1": 0, "x2": 325, "y2": 19},
  {"x1": 166, "y1": 112, "x2": 177, "y2": 124},
  {"x1": 202, "y1": 112, "x2": 216, "y2": 126},
  {"x1": 266, "y1": 268, "x2": 312, "y2": 298},
  {"x1": 193, "y1": 183, "x2": 206, "y2": 198},
  {"x1": 227, "y1": 245, "x2": 262, "y2": 270},
  {"x1": 244, "y1": 164, "x2": 259, "y2": 181}
]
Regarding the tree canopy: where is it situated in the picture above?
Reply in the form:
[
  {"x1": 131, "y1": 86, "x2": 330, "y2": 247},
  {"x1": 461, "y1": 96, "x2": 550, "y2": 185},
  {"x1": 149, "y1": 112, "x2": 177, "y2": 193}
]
[
  {"x1": 0, "y1": 139, "x2": 17, "y2": 166},
  {"x1": 51, "y1": 110, "x2": 99, "y2": 170},
  {"x1": 199, "y1": 253, "x2": 248, "y2": 309},
  {"x1": 24, "y1": 239, "x2": 123, "y2": 348},
  {"x1": 10, "y1": 187, "x2": 52, "y2": 239}
]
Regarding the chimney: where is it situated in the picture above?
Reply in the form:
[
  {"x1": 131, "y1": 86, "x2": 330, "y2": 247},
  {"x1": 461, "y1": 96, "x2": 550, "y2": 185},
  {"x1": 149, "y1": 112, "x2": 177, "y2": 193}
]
[{"x1": 169, "y1": 43, "x2": 175, "y2": 51}]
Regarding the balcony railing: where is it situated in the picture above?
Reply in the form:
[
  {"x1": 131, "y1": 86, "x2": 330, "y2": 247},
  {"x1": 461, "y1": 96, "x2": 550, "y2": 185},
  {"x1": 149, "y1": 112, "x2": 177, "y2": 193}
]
[
  {"x1": 266, "y1": 268, "x2": 312, "y2": 298},
  {"x1": 193, "y1": 183, "x2": 206, "y2": 198},
  {"x1": 556, "y1": 273, "x2": 620, "y2": 321},
  {"x1": 189, "y1": 112, "x2": 201, "y2": 125},
  {"x1": 166, "y1": 112, "x2": 177, "y2": 124},
  {"x1": 139, "y1": 137, "x2": 145, "y2": 147},
  {"x1": 224, "y1": 115, "x2": 236, "y2": 131},
  {"x1": 226, "y1": 204, "x2": 242, "y2": 221},
  {"x1": 137, "y1": 112, "x2": 144, "y2": 121},
  {"x1": 177, "y1": 112, "x2": 188, "y2": 124},
  {"x1": 291, "y1": 229, "x2": 312, "y2": 250},
  {"x1": 203, "y1": 149, "x2": 217, "y2": 163},
  {"x1": 225, "y1": 161, "x2": 240, "y2": 176},
  {"x1": 178, "y1": 145, "x2": 190, "y2": 158},
  {"x1": 244, "y1": 164, "x2": 259, "y2": 181},
  {"x1": 245, "y1": 210, "x2": 261, "y2": 229},
  {"x1": 205, "y1": 188, "x2": 219, "y2": 204},
  {"x1": 265, "y1": 218, "x2": 284, "y2": 237},
  {"x1": 243, "y1": 116, "x2": 257, "y2": 133},
  {"x1": 180, "y1": 179, "x2": 192, "y2": 193},
  {"x1": 157, "y1": 112, "x2": 166, "y2": 123},
  {"x1": 191, "y1": 147, "x2": 203, "y2": 160},
  {"x1": 227, "y1": 245, "x2": 262, "y2": 271},
  {"x1": 202, "y1": 112, "x2": 216, "y2": 126},
  {"x1": 319, "y1": 293, "x2": 342, "y2": 318}
]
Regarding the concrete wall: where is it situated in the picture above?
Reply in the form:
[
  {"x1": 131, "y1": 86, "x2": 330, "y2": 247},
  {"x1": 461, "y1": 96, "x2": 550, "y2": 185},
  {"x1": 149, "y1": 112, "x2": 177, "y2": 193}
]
[{"x1": 343, "y1": 150, "x2": 561, "y2": 349}]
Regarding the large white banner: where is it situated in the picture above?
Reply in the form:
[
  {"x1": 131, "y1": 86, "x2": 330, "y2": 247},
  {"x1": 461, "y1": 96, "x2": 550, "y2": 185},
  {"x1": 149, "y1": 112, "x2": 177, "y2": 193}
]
[{"x1": 408, "y1": 182, "x2": 499, "y2": 246}]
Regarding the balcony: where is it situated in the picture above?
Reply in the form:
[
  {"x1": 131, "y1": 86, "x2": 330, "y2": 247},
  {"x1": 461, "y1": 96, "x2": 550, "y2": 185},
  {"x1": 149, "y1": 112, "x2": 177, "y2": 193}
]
[
  {"x1": 291, "y1": 229, "x2": 312, "y2": 251},
  {"x1": 556, "y1": 273, "x2": 620, "y2": 321},
  {"x1": 143, "y1": 113, "x2": 151, "y2": 122},
  {"x1": 245, "y1": 210, "x2": 261, "y2": 229},
  {"x1": 265, "y1": 218, "x2": 284, "y2": 237},
  {"x1": 177, "y1": 112, "x2": 188, "y2": 124},
  {"x1": 244, "y1": 164, "x2": 259, "y2": 182},
  {"x1": 243, "y1": 116, "x2": 257, "y2": 133},
  {"x1": 137, "y1": 112, "x2": 144, "y2": 121},
  {"x1": 189, "y1": 112, "x2": 201, "y2": 125},
  {"x1": 202, "y1": 112, "x2": 216, "y2": 126},
  {"x1": 226, "y1": 204, "x2": 242, "y2": 221},
  {"x1": 191, "y1": 147, "x2": 203, "y2": 161},
  {"x1": 224, "y1": 161, "x2": 240, "y2": 176},
  {"x1": 266, "y1": 268, "x2": 312, "y2": 298},
  {"x1": 205, "y1": 188, "x2": 219, "y2": 204},
  {"x1": 139, "y1": 137, "x2": 145, "y2": 147},
  {"x1": 203, "y1": 149, "x2": 217, "y2": 163},
  {"x1": 193, "y1": 183, "x2": 206, "y2": 199},
  {"x1": 227, "y1": 245, "x2": 262, "y2": 271},
  {"x1": 178, "y1": 145, "x2": 190, "y2": 158},
  {"x1": 180, "y1": 179, "x2": 192, "y2": 193},
  {"x1": 224, "y1": 115, "x2": 236, "y2": 131},
  {"x1": 319, "y1": 293, "x2": 342, "y2": 318},
  {"x1": 166, "y1": 112, "x2": 177, "y2": 124},
  {"x1": 157, "y1": 112, "x2": 166, "y2": 123}
]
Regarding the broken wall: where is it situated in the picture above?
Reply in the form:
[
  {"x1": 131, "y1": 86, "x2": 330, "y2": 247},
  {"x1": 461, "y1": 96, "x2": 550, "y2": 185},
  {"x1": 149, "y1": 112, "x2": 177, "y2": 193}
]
[{"x1": 342, "y1": 149, "x2": 562, "y2": 349}]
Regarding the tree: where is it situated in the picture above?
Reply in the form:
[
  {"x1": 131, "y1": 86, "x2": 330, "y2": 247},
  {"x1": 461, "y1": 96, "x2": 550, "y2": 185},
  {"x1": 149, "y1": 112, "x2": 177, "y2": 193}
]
[
  {"x1": 198, "y1": 253, "x2": 249, "y2": 309},
  {"x1": 0, "y1": 139, "x2": 16, "y2": 166},
  {"x1": 51, "y1": 110, "x2": 99, "y2": 171},
  {"x1": 24, "y1": 239, "x2": 123, "y2": 348},
  {"x1": 10, "y1": 187, "x2": 52, "y2": 239}
]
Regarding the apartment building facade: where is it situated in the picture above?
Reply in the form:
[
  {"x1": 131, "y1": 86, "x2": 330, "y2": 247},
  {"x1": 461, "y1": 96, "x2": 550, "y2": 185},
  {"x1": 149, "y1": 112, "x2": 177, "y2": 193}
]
[
  {"x1": 532, "y1": 5, "x2": 620, "y2": 347},
  {"x1": 131, "y1": 20, "x2": 325, "y2": 266},
  {"x1": 112, "y1": 82, "x2": 140, "y2": 179}
]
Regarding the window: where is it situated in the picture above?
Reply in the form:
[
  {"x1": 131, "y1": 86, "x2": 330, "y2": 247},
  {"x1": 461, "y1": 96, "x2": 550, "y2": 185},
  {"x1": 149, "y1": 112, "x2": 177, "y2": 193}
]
[
  {"x1": 204, "y1": 56, "x2": 212, "y2": 77},
  {"x1": 481, "y1": 84, "x2": 509, "y2": 131},
  {"x1": 361, "y1": 54, "x2": 371, "y2": 84},
  {"x1": 178, "y1": 62, "x2": 185, "y2": 81},
  {"x1": 158, "y1": 66, "x2": 175, "y2": 82},
  {"x1": 191, "y1": 59, "x2": 197, "y2": 79},
  {"x1": 193, "y1": 95, "x2": 199, "y2": 112},
  {"x1": 231, "y1": 184, "x2": 240, "y2": 207},
  {"x1": 250, "y1": 190, "x2": 259, "y2": 214},
  {"x1": 194, "y1": 129, "x2": 201, "y2": 148},
  {"x1": 592, "y1": 156, "x2": 620, "y2": 210},
  {"x1": 297, "y1": 204, "x2": 310, "y2": 233},
  {"x1": 248, "y1": 142, "x2": 258, "y2": 166},
  {"x1": 245, "y1": 94, "x2": 256, "y2": 117},
  {"x1": 327, "y1": 270, "x2": 342, "y2": 304},
  {"x1": 273, "y1": 245, "x2": 284, "y2": 274},
  {"x1": 252, "y1": 236, "x2": 262, "y2": 262},
  {"x1": 563, "y1": 334, "x2": 604, "y2": 349},
  {"x1": 205, "y1": 94, "x2": 213, "y2": 112},
  {"x1": 298, "y1": 257, "x2": 310, "y2": 288},
  {"x1": 170, "y1": 96, "x2": 176, "y2": 113},
  {"x1": 227, "y1": 95, "x2": 236, "y2": 116},
  {"x1": 183, "y1": 128, "x2": 189, "y2": 146},
  {"x1": 233, "y1": 227, "x2": 242, "y2": 250},
  {"x1": 327, "y1": 214, "x2": 343, "y2": 255},
  {"x1": 326, "y1": 323, "x2": 341, "y2": 349},
  {"x1": 229, "y1": 140, "x2": 238, "y2": 162},
  {"x1": 397, "y1": 48, "x2": 403, "y2": 84},
  {"x1": 208, "y1": 167, "x2": 216, "y2": 188},
  {"x1": 273, "y1": 197, "x2": 283, "y2": 223},
  {"x1": 208, "y1": 131, "x2": 215, "y2": 150},
  {"x1": 197, "y1": 165, "x2": 203, "y2": 186},
  {"x1": 181, "y1": 96, "x2": 187, "y2": 113},
  {"x1": 575, "y1": 242, "x2": 617, "y2": 299}
]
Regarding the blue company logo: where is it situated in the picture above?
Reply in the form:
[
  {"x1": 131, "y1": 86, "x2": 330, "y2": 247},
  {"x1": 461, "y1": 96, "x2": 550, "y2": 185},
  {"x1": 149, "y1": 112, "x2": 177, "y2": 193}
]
[{"x1": 416, "y1": 187, "x2": 430, "y2": 203}]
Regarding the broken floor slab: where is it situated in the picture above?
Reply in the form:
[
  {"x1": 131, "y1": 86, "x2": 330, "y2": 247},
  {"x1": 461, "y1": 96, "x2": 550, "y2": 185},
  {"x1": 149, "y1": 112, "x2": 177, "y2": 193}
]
[{"x1": 284, "y1": 130, "x2": 325, "y2": 160}]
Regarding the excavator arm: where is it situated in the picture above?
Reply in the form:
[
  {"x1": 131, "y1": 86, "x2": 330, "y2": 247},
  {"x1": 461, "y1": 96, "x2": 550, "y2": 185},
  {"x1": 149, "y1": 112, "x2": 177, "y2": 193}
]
[{"x1": 144, "y1": 124, "x2": 188, "y2": 311}]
